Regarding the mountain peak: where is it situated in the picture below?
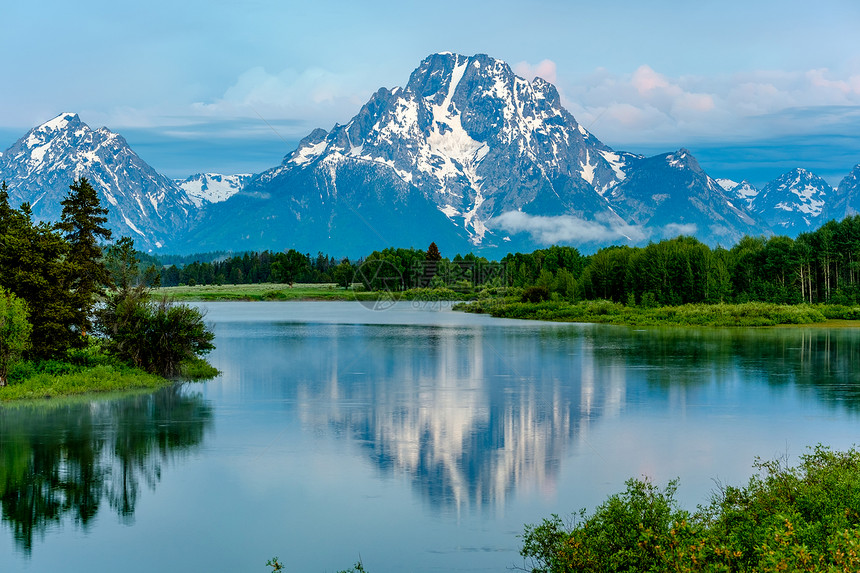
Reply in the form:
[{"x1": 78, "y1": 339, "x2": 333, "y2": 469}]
[
  {"x1": 752, "y1": 167, "x2": 830, "y2": 234},
  {"x1": 666, "y1": 149, "x2": 703, "y2": 172},
  {"x1": 0, "y1": 113, "x2": 195, "y2": 250},
  {"x1": 38, "y1": 112, "x2": 82, "y2": 132}
]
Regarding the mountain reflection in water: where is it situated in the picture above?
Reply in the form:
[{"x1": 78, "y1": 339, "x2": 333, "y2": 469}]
[
  {"x1": 215, "y1": 316, "x2": 860, "y2": 515},
  {"x1": 0, "y1": 385, "x2": 212, "y2": 553}
]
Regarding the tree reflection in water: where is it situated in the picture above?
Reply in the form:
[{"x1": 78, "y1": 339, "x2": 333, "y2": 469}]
[{"x1": 0, "y1": 384, "x2": 212, "y2": 553}]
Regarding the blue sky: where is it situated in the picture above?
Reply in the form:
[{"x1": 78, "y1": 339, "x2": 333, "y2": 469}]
[{"x1": 3, "y1": 0, "x2": 860, "y2": 186}]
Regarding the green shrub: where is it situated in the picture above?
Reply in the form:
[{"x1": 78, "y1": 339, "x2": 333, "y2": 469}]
[
  {"x1": 522, "y1": 446, "x2": 860, "y2": 573},
  {"x1": 0, "y1": 288, "x2": 31, "y2": 386},
  {"x1": 97, "y1": 288, "x2": 215, "y2": 377},
  {"x1": 522, "y1": 286, "x2": 550, "y2": 303}
]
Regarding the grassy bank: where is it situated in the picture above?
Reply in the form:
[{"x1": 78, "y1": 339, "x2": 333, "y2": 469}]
[
  {"x1": 156, "y1": 283, "x2": 374, "y2": 301},
  {"x1": 155, "y1": 283, "x2": 473, "y2": 302},
  {"x1": 0, "y1": 347, "x2": 219, "y2": 402},
  {"x1": 0, "y1": 364, "x2": 169, "y2": 401},
  {"x1": 453, "y1": 298, "x2": 860, "y2": 327}
]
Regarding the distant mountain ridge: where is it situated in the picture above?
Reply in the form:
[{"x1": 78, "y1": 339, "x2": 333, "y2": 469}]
[
  {"x1": 3, "y1": 54, "x2": 860, "y2": 255},
  {"x1": 0, "y1": 113, "x2": 196, "y2": 250},
  {"x1": 752, "y1": 168, "x2": 832, "y2": 234}
]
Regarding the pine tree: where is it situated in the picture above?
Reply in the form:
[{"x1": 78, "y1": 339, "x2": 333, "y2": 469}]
[
  {"x1": 421, "y1": 242, "x2": 443, "y2": 287},
  {"x1": 59, "y1": 178, "x2": 112, "y2": 340},
  {"x1": 0, "y1": 199, "x2": 76, "y2": 358},
  {"x1": 426, "y1": 242, "x2": 442, "y2": 262}
]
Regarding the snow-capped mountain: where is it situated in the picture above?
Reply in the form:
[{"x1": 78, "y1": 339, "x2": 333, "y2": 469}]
[
  {"x1": 6, "y1": 55, "x2": 858, "y2": 257},
  {"x1": 825, "y1": 162, "x2": 860, "y2": 221},
  {"x1": 606, "y1": 149, "x2": 763, "y2": 245},
  {"x1": 182, "y1": 53, "x2": 657, "y2": 255},
  {"x1": 0, "y1": 113, "x2": 196, "y2": 250},
  {"x1": 751, "y1": 168, "x2": 832, "y2": 235},
  {"x1": 175, "y1": 173, "x2": 251, "y2": 207}
]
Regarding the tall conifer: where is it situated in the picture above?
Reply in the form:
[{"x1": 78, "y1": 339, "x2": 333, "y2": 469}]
[{"x1": 59, "y1": 178, "x2": 112, "y2": 339}]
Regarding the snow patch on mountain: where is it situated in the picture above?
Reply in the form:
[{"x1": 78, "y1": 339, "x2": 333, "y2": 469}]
[
  {"x1": 752, "y1": 168, "x2": 831, "y2": 234},
  {"x1": 716, "y1": 178, "x2": 738, "y2": 192},
  {"x1": 176, "y1": 173, "x2": 251, "y2": 207}
]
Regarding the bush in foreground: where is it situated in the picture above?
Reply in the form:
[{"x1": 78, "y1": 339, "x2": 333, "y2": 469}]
[
  {"x1": 97, "y1": 287, "x2": 215, "y2": 377},
  {"x1": 521, "y1": 445, "x2": 860, "y2": 572}
]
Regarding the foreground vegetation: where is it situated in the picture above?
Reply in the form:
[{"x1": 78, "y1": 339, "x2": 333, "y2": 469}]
[
  {"x1": 265, "y1": 447, "x2": 860, "y2": 572},
  {"x1": 521, "y1": 445, "x2": 860, "y2": 573}
]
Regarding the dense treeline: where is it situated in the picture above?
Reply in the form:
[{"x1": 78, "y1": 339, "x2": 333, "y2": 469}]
[
  {"x1": 159, "y1": 216, "x2": 860, "y2": 307},
  {"x1": 504, "y1": 217, "x2": 860, "y2": 305},
  {"x1": 159, "y1": 249, "x2": 352, "y2": 287}
]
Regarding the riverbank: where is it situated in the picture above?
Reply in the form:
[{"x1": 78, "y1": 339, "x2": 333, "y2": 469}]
[
  {"x1": 154, "y1": 284, "x2": 860, "y2": 327},
  {"x1": 454, "y1": 298, "x2": 860, "y2": 327},
  {"x1": 155, "y1": 283, "x2": 473, "y2": 302},
  {"x1": 0, "y1": 354, "x2": 219, "y2": 402}
]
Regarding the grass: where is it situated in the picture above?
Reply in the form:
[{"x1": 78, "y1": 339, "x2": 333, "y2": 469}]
[
  {"x1": 155, "y1": 283, "x2": 378, "y2": 301},
  {"x1": 454, "y1": 298, "x2": 846, "y2": 327},
  {"x1": 0, "y1": 342, "x2": 220, "y2": 402},
  {"x1": 179, "y1": 356, "x2": 221, "y2": 380},
  {"x1": 0, "y1": 364, "x2": 169, "y2": 401},
  {"x1": 154, "y1": 283, "x2": 473, "y2": 302}
]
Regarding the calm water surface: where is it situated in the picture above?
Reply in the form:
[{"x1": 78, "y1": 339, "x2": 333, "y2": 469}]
[{"x1": 2, "y1": 301, "x2": 860, "y2": 572}]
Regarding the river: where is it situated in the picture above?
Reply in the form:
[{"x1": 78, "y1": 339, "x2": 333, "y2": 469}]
[{"x1": 1, "y1": 301, "x2": 859, "y2": 572}]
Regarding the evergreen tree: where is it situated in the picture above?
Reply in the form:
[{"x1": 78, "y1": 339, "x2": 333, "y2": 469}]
[
  {"x1": 105, "y1": 236, "x2": 140, "y2": 292},
  {"x1": 0, "y1": 198, "x2": 76, "y2": 358},
  {"x1": 58, "y1": 178, "x2": 112, "y2": 341},
  {"x1": 423, "y1": 242, "x2": 443, "y2": 286},
  {"x1": 426, "y1": 242, "x2": 442, "y2": 262}
]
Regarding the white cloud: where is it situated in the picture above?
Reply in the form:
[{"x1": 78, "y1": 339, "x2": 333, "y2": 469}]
[
  {"x1": 513, "y1": 59, "x2": 558, "y2": 84},
  {"x1": 490, "y1": 211, "x2": 649, "y2": 245},
  {"x1": 491, "y1": 212, "x2": 712, "y2": 246},
  {"x1": 662, "y1": 223, "x2": 698, "y2": 238},
  {"x1": 562, "y1": 65, "x2": 860, "y2": 147},
  {"x1": 191, "y1": 66, "x2": 370, "y2": 130}
]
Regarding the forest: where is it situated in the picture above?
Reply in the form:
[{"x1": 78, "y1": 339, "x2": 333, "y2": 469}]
[{"x1": 157, "y1": 215, "x2": 860, "y2": 307}]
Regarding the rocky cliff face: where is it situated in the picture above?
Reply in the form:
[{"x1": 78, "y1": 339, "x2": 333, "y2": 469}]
[
  {"x1": 825, "y1": 163, "x2": 860, "y2": 222},
  {"x1": 606, "y1": 149, "x2": 762, "y2": 245}
]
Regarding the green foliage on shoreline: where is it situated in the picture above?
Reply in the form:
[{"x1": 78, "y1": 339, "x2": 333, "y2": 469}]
[
  {"x1": 454, "y1": 298, "x2": 838, "y2": 327},
  {"x1": 0, "y1": 340, "x2": 219, "y2": 401},
  {"x1": 156, "y1": 283, "x2": 363, "y2": 301},
  {"x1": 0, "y1": 363, "x2": 169, "y2": 401},
  {"x1": 521, "y1": 445, "x2": 860, "y2": 573}
]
